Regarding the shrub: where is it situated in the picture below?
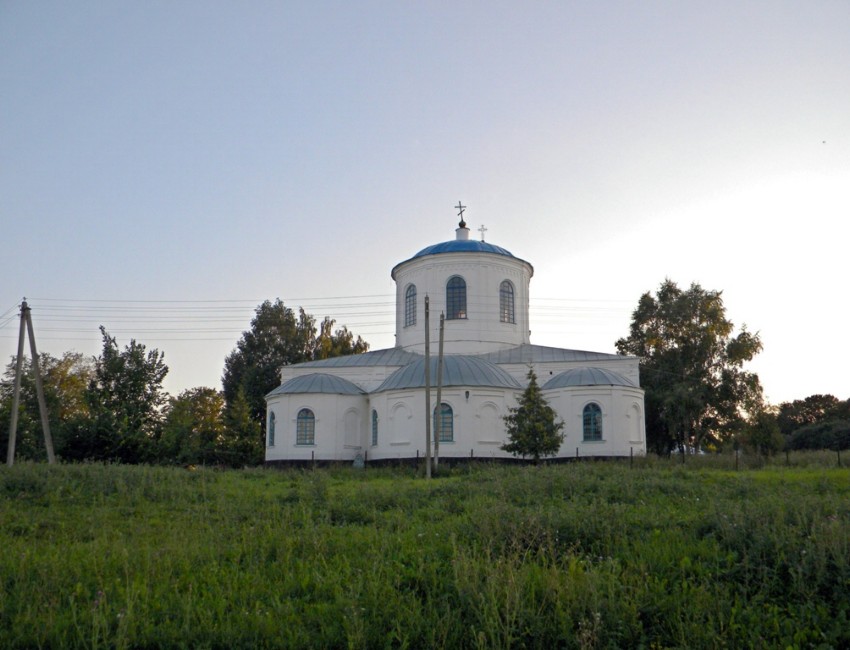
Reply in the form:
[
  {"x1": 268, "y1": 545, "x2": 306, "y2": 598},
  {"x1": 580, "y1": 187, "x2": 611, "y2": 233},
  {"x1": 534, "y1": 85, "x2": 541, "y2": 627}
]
[{"x1": 788, "y1": 419, "x2": 850, "y2": 451}]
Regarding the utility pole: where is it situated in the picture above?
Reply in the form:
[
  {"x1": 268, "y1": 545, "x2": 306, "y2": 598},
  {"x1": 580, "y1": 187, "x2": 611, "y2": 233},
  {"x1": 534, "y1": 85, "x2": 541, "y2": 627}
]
[
  {"x1": 7, "y1": 300, "x2": 56, "y2": 465},
  {"x1": 424, "y1": 295, "x2": 432, "y2": 479},
  {"x1": 434, "y1": 312, "x2": 445, "y2": 471}
]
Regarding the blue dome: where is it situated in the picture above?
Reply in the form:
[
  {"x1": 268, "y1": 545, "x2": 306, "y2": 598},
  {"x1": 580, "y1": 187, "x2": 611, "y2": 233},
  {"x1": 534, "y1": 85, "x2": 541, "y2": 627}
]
[
  {"x1": 542, "y1": 367, "x2": 636, "y2": 390},
  {"x1": 390, "y1": 223, "x2": 533, "y2": 280},
  {"x1": 376, "y1": 355, "x2": 522, "y2": 392},
  {"x1": 267, "y1": 373, "x2": 366, "y2": 397},
  {"x1": 412, "y1": 240, "x2": 516, "y2": 259}
]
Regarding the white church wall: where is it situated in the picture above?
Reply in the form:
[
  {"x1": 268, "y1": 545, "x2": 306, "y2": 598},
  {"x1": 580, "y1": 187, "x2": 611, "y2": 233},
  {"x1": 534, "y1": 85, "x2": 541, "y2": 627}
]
[
  {"x1": 626, "y1": 400, "x2": 645, "y2": 446},
  {"x1": 265, "y1": 393, "x2": 369, "y2": 462},
  {"x1": 393, "y1": 252, "x2": 532, "y2": 355},
  {"x1": 362, "y1": 391, "x2": 417, "y2": 461},
  {"x1": 474, "y1": 394, "x2": 507, "y2": 445},
  {"x1": 546, "y1": 386, "x2": 647, "y2": 458},
  {"x1": 365, "y1": 387, "x2": 522, "y2": 461},
  {"x1": 266, "y1": 383, "x2": 644, "y2": 463}
]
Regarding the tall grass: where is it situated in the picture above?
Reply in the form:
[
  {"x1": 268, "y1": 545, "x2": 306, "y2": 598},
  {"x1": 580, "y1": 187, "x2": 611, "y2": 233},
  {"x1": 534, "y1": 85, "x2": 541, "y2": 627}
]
[{"x1": 1, "y1": 459, "x2": 848, "y2": 648}]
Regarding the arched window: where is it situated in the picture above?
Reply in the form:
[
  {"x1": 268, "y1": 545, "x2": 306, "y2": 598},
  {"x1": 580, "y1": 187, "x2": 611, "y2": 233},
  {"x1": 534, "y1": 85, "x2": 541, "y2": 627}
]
[
  {"x1": 296, "y1": 408, "x2": 315, "y2": 445},
  {"x1": 433, "y1": 403, "x2": 454, "y2": 442},
  {"x1": 371, "y1": 409, "x2": 379, "y2": 446},
  {"x1": 404, "y1": 284, "x2": 417, "y2": 327},
  {"x1": 446, "y1": 276, "x2": 467, "y2": 320},
  {"x1": 499, "y1": 280, "x2": 515, "y2": 323},
  {"x1": 583, "y1": 403, "x2": 602, "y2": 441},
  {"x1": 267, "y1": 412, "x2": 276, "y2": 447}
]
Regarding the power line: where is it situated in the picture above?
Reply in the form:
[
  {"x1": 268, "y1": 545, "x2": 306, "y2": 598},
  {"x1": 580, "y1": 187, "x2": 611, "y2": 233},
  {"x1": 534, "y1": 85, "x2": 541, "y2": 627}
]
[
  {"x1": 0, "y1": 303, "x2": 21, "y2": 329},
  {"x1": 28, "y1": 294, "x2": 394, "y2": 303},
  {"x1": 0, "y1": 295, "x2": 635, "y2": 346}
]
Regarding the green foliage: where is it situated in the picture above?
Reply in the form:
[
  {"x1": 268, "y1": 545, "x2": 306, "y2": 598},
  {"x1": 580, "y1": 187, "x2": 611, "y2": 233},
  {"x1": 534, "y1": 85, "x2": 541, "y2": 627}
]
[
  {"x1": 70, "y1": 327, "x2": 169, "y2": 463},
  {"x1": 221, "y1": 387, "x2": 264, "y2": 466},
  {"x1": 1, "y1": 462, "x2": 849, "y2": 648},
  {"x1": 1, "y1": 328, "x2": 266, "y2": 466},
  {"x1": 742, "y1": 409, "x2": 784, "y2": 456},
  {"x1": 788, "y1": 419, "x2": 850, "y2": 451},
  {"x1": 314, "y1": 317, "x2": 368, "y2": 360},
  {"x1": 222, "y1": 300, "x2": 369, "y2": 432},
  {"x1": 159, "y1": 387, "x2": 265, "y2": 467},
  {"x1": 775, "y1": 395, "x2": 850, "y2": 452},
  {"x1": 0, "y1": 351, "x2": 94, "y2": 461},
  {"x1": 777, "y1": 393, "x2": 850, "y2": 435},
  {"x1": 501, "y1": 368, "x2": 565, "y2": 463},
  {"x1": 160, "y1": 387, "x2": 226, "y2": 465},
  {"x1": 616, "y1": 279, "x2": 764, "y2": 454}
]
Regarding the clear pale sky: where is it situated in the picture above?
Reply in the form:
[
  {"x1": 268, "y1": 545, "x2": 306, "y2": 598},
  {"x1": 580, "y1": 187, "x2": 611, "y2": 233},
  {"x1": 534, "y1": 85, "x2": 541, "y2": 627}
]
[{"x1": 2, "y1": 2, "x2": 848, "y2": 405}]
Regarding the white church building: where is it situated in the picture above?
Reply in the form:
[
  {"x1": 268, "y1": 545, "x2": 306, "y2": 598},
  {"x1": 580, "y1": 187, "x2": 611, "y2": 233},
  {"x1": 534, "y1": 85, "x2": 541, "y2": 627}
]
[{"x1": 265, "y1": 215, "x2": 646, "y2": 464}]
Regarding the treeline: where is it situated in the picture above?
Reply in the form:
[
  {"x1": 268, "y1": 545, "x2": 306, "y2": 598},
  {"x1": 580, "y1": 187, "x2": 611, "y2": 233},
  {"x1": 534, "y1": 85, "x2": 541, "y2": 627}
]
[
  {"x1": 778, "y1": 394, "x2": 850, "y2": 452},
  {"x1": 616, "y1": 279, "x2": 848, "y2": 457},
  {"x1": 1, "y1": 300, "x2": 367, "y2": 466},
  {"x1": 4, "y1": 286, "x2": 847, "y2": 465}
]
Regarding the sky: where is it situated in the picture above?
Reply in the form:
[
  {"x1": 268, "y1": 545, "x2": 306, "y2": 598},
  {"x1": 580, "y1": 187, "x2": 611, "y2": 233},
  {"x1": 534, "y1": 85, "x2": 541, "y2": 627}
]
[{"x1": 2, "y1": 1, "x2": 848, "y2": 405}]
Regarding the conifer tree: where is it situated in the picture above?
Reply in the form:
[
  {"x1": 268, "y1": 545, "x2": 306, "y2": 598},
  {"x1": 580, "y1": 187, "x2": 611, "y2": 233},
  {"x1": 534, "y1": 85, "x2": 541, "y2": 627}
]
[{"x1": 502, "y1": 368, "x2": 564, "y2": 463}]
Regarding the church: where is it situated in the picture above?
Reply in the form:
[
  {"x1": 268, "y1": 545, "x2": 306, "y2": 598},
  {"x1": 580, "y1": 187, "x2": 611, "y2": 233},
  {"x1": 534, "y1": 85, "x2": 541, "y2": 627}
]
[{"x1": 265, "y1": 212, "x2": 646, "y2": 464}]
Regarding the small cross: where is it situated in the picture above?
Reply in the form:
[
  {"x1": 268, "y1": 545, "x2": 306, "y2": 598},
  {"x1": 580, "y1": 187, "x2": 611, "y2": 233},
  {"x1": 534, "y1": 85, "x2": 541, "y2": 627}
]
[
  {"x1": 455, "y1": 201, "x2": 466, "y2": 219},
  {"x1": 478, "y1": 224, "x2": 487, "y2": 241}
]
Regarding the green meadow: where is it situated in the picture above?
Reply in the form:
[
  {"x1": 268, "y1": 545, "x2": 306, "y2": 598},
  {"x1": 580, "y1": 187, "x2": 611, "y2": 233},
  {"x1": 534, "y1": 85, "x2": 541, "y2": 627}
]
[{"x1": 1, "y1": 457, "x2": 848, "y2": 649}]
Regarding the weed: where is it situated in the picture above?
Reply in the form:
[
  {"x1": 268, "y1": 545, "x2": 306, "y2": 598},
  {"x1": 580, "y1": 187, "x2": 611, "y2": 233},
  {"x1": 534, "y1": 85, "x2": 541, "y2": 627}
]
[{"x1": 0, "y1": 459, "x2": 848, "y2": 647}]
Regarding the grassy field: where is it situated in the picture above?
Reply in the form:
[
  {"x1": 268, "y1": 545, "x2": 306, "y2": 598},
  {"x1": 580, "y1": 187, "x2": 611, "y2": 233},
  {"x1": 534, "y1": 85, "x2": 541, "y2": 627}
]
[{"x1": 1, "y1": 456, "x2": 848, "y2": 649}]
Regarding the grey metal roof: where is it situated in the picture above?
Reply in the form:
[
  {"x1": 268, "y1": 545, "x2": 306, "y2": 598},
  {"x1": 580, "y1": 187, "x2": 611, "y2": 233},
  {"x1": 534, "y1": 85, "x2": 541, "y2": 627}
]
[
  {"x1": 476, "y1": 344, "x2": 624, "y2": 364},
  {"x1": 291, "y1": 347, "x2": 421, "y2": 369},
  {"x1": 267, "y1": 373, "x2": 366, "y2": 397},
  {"x1": 542, "y1": 367, "x2": 636, "y2": 390},
  {"x1": 376, "y1": 355, "x2": 523, "y2": 392}
]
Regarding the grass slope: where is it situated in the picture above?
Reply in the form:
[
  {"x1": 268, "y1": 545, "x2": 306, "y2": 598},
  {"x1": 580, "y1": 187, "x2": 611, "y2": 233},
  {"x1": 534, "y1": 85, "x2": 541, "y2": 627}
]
[{"x1": 1, "y1": 459, "x2": 848, "y2": 648}]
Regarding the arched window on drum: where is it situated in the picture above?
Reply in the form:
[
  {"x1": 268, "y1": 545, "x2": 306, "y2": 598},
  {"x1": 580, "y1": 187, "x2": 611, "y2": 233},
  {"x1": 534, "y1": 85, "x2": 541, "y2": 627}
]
[
  {"x1": 499, "y1": 280, "x2": 515, "y2": 323},
  {"x1": 404, "y1": 284, "x2": 417, "y2": 327},
  {"x1": 446, "y1": 276, "x2": 467, "y2": 320}
]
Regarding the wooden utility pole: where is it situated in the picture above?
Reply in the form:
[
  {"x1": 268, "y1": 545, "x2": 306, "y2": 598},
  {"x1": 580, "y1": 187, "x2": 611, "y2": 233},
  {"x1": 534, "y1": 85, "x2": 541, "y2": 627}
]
[
  {"x1": 7, "y1": 300, "x2": 56, "y2": 465},
  {"x1": 424, "y1": 295, "x2": 432, "y2": 479},
  {"x1": 7, "y1": 304, "x2": 27, "y2": 465},
  {"x1": 434, "y1": 312, "x2": 445, "y2": 471}
]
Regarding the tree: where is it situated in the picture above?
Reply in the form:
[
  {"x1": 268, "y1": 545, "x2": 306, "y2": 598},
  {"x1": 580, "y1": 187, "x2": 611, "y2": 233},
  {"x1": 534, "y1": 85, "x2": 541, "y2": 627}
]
[
  {"x1": 75, "y1": 327, "x2": 169, "y2": 463},
  {"x1": 1, "y1": 351, "x2": 93, "y2": 461},
  {"x1": 501, "y1": 368, "x2": 565, "y2": 463},
  {"x1": 788, "y1": 419, "x2": 850, "y2": 451},
  {"x1": 615, "y1": 279, "x2": 763, "y2": 454},
  {"x1": 221, "y1": 387, "x2": 264, "y2": 466},
  {"x1": 742, "y1": 409, "x2": 784, "y2": 457},
  {"x1": 223, "y1": 301, "x2": 316, "y2": 429},
  {"x1": 160, "y1": 387, "x2": 227, "y2": 465},
  {"x1": 158, "y1": 386, "x2": 265, "y2": 467},
  {"x1": 222, "y1": 300, "x2": 368, "y2": 432},
  {"x1": 777, "y1": 394, "x2": 848, "y2": 436},
  {"x1": 314, "y1": 317, "x2": 369, "y2": 360}
]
